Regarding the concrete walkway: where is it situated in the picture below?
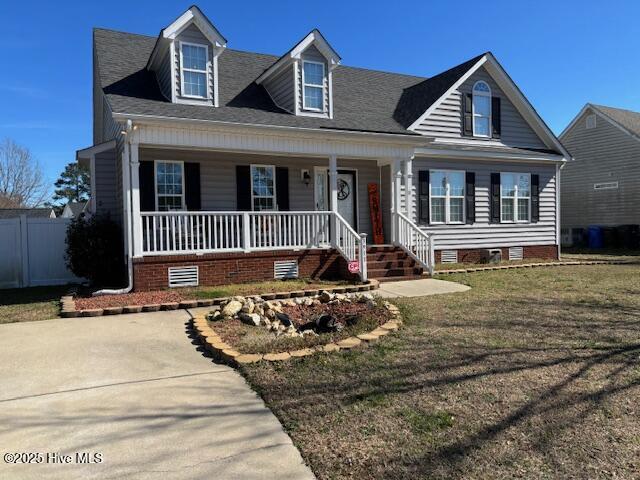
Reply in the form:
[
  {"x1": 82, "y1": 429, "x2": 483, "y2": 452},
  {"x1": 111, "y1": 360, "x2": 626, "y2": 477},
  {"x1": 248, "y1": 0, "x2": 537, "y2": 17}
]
[
  {"x1": 0, "y1": 311, "x2": 314, "y2": 480},
  {"x1": 375, "y1": 278, "x2": 471, "y2": 298}
]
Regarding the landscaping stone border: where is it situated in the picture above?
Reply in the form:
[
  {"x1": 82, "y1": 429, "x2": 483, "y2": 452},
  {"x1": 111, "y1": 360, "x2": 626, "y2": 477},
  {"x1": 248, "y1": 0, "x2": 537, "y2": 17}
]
[
  {"x1": 434, "y1": 259, "x2": 634, "y2": 275},
  {"x1": 59, "y1": 280, "x2": 379, "y2": 318},
  {"x1": 191, "y1": 298, "x2": 403, "y2": 366}
]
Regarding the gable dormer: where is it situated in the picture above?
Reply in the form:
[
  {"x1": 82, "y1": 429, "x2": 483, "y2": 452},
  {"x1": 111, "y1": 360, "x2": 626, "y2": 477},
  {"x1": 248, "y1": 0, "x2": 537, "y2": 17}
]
[
  {"x1": 147, "y1": 6, "x2": 226, "y2": 107},
  {"x1": 256, "y1": 29, "x2": 340, "y2": 119}
]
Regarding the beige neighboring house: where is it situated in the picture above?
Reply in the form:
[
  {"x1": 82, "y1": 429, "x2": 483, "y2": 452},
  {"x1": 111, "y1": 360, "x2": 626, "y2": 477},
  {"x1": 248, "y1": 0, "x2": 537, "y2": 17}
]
[
  {"x1": 559, "y1": 104, "x2": 640, "y2": 246},
  {"x1": 61, "y1": 201, "x2": 87, "y2": 218}
]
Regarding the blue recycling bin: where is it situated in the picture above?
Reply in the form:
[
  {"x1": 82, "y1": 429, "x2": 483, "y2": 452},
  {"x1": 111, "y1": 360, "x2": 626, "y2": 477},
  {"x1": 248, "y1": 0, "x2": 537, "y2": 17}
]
[{"x1": 588, "y1": 226, "x2": 603, "y2": 249}]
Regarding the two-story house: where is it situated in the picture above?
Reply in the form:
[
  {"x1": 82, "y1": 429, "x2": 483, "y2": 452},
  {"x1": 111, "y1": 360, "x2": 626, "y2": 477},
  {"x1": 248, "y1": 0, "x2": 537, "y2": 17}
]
[{"x1": 77, "y1": 6, "x2": 569, "y2": 291}]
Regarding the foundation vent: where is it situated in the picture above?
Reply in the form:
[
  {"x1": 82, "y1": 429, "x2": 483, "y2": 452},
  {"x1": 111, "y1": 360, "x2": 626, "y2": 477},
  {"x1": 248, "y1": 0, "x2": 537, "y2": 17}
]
[
  {"x1": 441, "y1": 250, "x2": 458, "y2": 264},
  {"x1": 274, "y1": 260, "x2": 299, "y2": 279},
  {"x1": 509, "y1": 247, "x2": 524, "y2": 261},
  {"x1": 168, "y1": 266, "x2": 199, "y2": 288}
]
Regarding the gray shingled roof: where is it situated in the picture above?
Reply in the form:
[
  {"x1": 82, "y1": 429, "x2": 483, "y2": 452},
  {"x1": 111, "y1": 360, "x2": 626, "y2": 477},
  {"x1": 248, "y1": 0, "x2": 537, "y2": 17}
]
[
  {"x1": 592, "y1": 104, "x2": 640, "y2": 139},
  {"x1": 0, "y1": 208, "x2": 55, "y2": 219},
  {"x1": 95, "y1": 28, "x2": 485, "y2": 136}
]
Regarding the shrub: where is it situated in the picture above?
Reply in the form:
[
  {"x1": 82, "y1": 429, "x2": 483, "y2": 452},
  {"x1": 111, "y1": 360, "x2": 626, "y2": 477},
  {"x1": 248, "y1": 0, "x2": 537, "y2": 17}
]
[{"x1": 65, "y1": 213, "x2": 125, "y2": 287}]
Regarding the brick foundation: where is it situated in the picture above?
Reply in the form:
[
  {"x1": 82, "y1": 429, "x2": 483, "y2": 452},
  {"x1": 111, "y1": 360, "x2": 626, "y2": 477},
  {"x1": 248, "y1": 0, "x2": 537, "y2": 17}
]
[
  {"x1": 434, "y1": 244, "x2": 559, "y2": 264},
  {"x1": 132, "y1": 249, "x2": 358, "y2": 292}
]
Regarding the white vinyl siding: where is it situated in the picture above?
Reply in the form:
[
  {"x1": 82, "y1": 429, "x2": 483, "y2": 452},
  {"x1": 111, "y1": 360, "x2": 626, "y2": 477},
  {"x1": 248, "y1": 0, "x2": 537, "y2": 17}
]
[
  {"x1": 262, "y1": 64, "x2": 295, "y2": 113},
  {"x1": 413, "y1": 67, "x2": 547, "y2": 149},
  {"x1": 412, "y1": 158, "x2": 557, "y2": 250}
]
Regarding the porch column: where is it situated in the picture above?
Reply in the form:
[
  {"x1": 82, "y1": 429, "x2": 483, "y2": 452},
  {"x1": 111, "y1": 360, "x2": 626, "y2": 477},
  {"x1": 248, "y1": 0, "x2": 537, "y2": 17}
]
[
  {"x1": 329, "y1": 155, "x2": 338, "y2": 246},
  {"x1": 129, "y1": 140, "x2": 143, "y2": 258},
  {"x1": 392, "y1": 159, "x2": 402, "y2": 244},
  {"x1": 403, "y1": 157, "x2": 414, "y2": 221}
]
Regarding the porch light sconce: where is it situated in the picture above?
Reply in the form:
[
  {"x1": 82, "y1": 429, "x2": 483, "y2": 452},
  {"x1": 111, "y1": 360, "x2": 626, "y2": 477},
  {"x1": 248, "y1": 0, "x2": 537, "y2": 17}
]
[{"x1": 301, "y1": 169, "x2": 311, "y2": 186}]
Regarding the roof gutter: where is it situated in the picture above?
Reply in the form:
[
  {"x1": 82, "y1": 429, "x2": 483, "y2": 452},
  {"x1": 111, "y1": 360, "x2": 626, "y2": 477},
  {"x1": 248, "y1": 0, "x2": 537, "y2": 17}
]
[
  {"x1": 416, "y1": 146, "x2": 567, "y2": 164},
  {"x1": 110, "y1": 112, "x2": 429, "y2": 147}
]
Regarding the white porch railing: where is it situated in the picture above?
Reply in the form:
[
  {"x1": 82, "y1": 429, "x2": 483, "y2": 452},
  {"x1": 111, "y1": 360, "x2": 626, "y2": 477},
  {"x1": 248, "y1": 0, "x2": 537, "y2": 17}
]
[
  {"x1": 395, "y1": 212, "x2": 435, "y2": 275},
  {"x1": 140, "y1": 210, "x2": 367, "y2": 280}
]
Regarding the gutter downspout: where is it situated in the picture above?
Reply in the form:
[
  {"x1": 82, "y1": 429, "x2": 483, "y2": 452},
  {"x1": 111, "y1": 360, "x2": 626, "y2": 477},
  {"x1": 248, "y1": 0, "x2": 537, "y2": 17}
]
[{"x1": 93, "y1": 120, "x2": 135, "y2": 296}]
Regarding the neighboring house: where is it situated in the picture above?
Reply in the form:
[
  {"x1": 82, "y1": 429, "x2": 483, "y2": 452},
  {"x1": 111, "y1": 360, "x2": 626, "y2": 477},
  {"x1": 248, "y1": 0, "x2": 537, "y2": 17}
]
[
  {"x1": 76, "y1": 6, "x2": 569, "y2": 291},
  {"x1": 560, "y1": 104, "x2": 640, "y2": 244},
  {"x1": 61, "y1": 201, "x2": 87, "y2": 218},
  {"x1": 0, "y1": 208, "x2": 56, "y2": 219}
]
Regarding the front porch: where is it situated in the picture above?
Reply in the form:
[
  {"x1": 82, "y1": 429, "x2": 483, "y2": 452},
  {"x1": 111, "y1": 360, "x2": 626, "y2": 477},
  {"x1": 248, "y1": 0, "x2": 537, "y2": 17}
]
[{"x1": 121, "y1": 122, "x2": 434, "y2": 290}]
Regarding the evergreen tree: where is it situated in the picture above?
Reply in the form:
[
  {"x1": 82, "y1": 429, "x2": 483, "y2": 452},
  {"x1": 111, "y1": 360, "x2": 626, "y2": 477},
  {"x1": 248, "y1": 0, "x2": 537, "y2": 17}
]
[{"x1": 53, "y1": 162, "x2": 90, "y2": 204}]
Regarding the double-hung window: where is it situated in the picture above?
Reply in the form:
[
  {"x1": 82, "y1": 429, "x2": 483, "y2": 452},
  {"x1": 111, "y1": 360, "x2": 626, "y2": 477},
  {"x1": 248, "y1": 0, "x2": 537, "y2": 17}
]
[
  {"x1": 156, "y1": 161, "x2": 184, "y2": 211},
  {"x1": 472, "y1": 81, "x2": 491, "y2": 137},
  {"x1": 251, "y1": 165, "x2": 276, "y2": 211},
  {"x1": 302, "y1": 61, "x2": 324, "y2": 111},
  {"x1": 501, "y1": 173, "x2": 530, "y2": 222},
  {"x1": 430, "y1": 170, "x2": 465, "y2": 224},
  {"x1": 181, "y1": 43, "x2": 208, "y2": 98}
]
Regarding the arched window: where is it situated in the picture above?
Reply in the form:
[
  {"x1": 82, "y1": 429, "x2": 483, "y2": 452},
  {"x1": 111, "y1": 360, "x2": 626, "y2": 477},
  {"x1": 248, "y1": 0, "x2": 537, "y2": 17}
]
[{"x1": 472, "y1": 81, "x2": 491, "y2": 137}]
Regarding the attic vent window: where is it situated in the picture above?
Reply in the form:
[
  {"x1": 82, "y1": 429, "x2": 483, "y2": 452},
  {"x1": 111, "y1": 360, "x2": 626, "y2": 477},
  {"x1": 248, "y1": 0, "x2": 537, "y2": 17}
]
[
  {"x1": 302, "y1": 61, "x2": 324, "y2": 111},
  {"x1": 586, "y1": 114, "x2": 596, "y2": 129},
  {"x1": 181, "y1": 43, "x2": 208, "y2": 99}
]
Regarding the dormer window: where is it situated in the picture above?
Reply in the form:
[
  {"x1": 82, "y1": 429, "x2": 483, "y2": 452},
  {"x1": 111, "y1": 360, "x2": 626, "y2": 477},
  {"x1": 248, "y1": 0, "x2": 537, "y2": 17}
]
[
  {"x1": 302, "y1": 61, "x2": 325, "y2": 111},
  {"x1": 472, "y1": 81, "x2": 491, "y2": 137},
  {"x1": 180, "y1": 43, "x2": 209, "y2": 99}
]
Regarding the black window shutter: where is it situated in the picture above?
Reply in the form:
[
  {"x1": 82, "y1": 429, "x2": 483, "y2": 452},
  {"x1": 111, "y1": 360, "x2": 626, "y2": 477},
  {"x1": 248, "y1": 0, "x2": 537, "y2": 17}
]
[
  {"x1": 491, "y1": 97, "x2": 501, "y2": 138},
  {"x1": 490, "y1": 173, "x2": 501, "y2": 223},
  {"x1": 236, "y1": 165, "x2": 251, "y2": 210},
  {"x1": 184, "y1": 162, "x2": 201, "y2": 211},
  {"x1": 462, "y1": 93, "x2": 473, "y2": 136},
  {"x1": 531, "y1": 174, "x2": 540, "y2": 222},
  {"x1": 275, "y1": 167, "x2": 289, "y2": 211},
  {"x1": 418, "y1": 170, "x2": 430, "y2": 224},
  {"x1": 465, "y1": 172, "x2": 475, "y2": 224},
  {"x1": 139, "y1": 161, "x2": 155, "y2": 211}
]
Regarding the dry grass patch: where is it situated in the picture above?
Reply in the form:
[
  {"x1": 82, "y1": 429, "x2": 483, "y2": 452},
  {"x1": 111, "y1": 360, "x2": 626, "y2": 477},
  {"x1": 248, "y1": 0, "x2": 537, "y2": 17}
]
[
  {"x1": 242, "y1": 264, "x2": 640, "y2": 479},
  {"x1": 0, "y1": 286, "x2": 70, "y2": 323}
]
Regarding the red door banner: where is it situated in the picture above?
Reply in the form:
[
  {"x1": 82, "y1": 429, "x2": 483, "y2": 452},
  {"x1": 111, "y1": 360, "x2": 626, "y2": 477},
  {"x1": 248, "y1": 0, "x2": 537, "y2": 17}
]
[{"x1": 368, "y1": 183, "x2": 384, "y2": 245}]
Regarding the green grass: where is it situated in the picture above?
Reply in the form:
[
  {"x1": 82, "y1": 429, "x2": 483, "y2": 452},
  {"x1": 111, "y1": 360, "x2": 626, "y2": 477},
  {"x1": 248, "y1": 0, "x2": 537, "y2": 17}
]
[
  {"x1": 241, "y1": 264, "x2": 640, "y2": 479},
  {"x1": 0, "y1": 286, "x2": 70, "y2": 323}
]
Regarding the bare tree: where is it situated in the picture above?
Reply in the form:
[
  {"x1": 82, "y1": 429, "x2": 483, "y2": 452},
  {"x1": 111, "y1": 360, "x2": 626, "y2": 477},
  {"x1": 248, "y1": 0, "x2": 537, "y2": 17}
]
[{"x1": 0, "y1": 138, "x2": 49, "y2": 208}]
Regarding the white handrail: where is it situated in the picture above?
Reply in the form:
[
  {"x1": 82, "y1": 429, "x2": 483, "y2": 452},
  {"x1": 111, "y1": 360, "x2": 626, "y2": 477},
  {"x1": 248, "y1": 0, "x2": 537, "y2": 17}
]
[
  {"x1": 334, "y1": 212, "x2": 367, "y2": 281},
  {"x1": 395, "y1": 212, "x2": 434, "y2": 275}
]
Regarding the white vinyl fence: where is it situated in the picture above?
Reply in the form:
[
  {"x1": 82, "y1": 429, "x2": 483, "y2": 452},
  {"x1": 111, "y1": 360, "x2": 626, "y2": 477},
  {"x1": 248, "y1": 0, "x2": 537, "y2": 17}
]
[{"x1": 0, "y1": 216, "x2": 81, "y2": 289}]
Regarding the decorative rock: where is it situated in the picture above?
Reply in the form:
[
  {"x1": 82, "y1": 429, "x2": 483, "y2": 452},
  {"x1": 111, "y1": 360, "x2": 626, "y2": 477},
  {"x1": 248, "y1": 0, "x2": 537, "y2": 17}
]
[
  {"x1": 81, "y1": 308, "x2": 104, "y2": 317},
  {"x1": 161, "y1": 302, "x2": 179, "y2": 311},
  {"x1": 123, "y1": 305, "x2": 143, "y2": 313},
  {"x1": 239, "y1": 312, "x2": 261, "y2": 326},
  {"x1": 235, "y1": 354, "x2": 263, "y2": 364},
  {"x1": 142, "y1": 304, "x2": 161, "y2": 312},
  {"x1": 221, "y1": 300, "x2": 243, "y2": 317},
  {"x1": 289, "y1": 348, "x2": 314, "y2": 357},
  {"x1": 275, "y1": 312, "x2": 293, "y2": 328},
  {"x1": 369, "y1": 328, "x2": 389, "y2": 336},
  {"x1": 263, "y1": 352, "x2": 291, "y2": 361},
  {"x1": 336, "y1": 337, "x2": 362, "y2": 348},
  {"x1": 103, "y1": 306, "x2": 124, "y2": 315},
  {"x1": 319, "y1": 290, "x2": 333, "y2": 303},
  {"x1": 241, "y1": 299, "x2": 255, "y2": 314}
]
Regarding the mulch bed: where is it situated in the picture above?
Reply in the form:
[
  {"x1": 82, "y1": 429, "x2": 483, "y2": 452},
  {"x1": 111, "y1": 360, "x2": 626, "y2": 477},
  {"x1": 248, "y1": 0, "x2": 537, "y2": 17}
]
[
  {"x1": 280, "y1": 302, "x2": 389, "y2": 328},
  {"x1": 74, "y1": 291, "x2": 185, "y2": 310}
]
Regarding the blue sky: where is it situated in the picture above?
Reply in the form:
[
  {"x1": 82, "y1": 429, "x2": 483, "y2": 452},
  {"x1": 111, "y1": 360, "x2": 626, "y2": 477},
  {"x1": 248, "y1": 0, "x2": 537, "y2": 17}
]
[{"x1": 1, "y1": 0, "x2": 639, "y2": 192}]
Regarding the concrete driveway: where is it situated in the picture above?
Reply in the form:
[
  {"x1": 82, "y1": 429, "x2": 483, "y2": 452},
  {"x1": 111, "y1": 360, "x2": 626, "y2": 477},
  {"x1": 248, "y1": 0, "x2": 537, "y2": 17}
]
[{"x1": 0, "y1": 310, "x2": 314, "y2": 480}]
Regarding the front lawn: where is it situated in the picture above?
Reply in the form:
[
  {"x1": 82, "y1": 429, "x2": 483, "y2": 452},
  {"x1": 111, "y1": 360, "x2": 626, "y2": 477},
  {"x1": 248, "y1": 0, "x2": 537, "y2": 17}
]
[
  {"x1": 0, "y1": 285, "x2": 70, "y2": 323},
  {"x1": 242, "y1": 264, "x2": 640, "y2": 479}
]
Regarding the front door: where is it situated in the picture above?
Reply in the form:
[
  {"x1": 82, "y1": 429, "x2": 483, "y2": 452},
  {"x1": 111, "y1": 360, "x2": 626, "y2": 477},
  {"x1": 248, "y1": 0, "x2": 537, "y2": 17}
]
[
  {"x1": 336, "y1": 171, "x2": 356, "y2": 229},
  {"x1": 314, "y1": 168, "x2": 358, "y2": 230}
]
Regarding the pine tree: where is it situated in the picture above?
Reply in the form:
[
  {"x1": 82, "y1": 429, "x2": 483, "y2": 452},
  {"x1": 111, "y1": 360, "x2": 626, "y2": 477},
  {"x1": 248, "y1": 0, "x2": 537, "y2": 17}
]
[{"x1": 53, "y1": 162, "x2": 90, "y2": 204}]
